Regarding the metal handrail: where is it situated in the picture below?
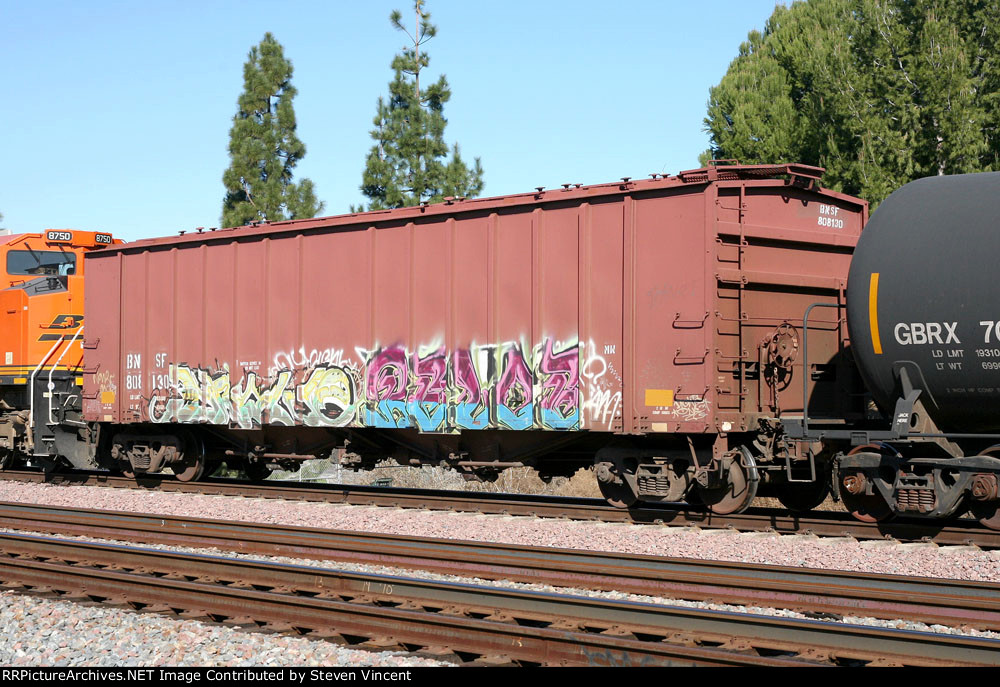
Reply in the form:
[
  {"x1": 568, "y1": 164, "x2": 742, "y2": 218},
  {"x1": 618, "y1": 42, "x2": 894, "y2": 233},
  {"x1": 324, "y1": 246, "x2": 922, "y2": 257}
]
[
  {"x1": 799, "y1": 302, "x2": 841, "y2": 437},
  {"x1": 28, "y1": 337, "x2": 65, "y2": 434},
  {"x1": 47, "y1": 326, "x2": 83, "y2": 426}
]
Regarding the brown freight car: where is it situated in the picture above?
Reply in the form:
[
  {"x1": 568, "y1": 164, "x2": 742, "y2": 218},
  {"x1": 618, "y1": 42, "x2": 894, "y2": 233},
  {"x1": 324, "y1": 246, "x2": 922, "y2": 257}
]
[{"x1": 82, "y1": 163, "x2": 867, "y2": 512}]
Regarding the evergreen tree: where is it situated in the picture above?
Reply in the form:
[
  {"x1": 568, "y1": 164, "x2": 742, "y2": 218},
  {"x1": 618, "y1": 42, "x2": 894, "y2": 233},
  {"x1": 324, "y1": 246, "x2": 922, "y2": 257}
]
[
  {"x1": 222, "y1": 33, "x2": 323, "y2": 228},
  {"x1": 703, "y1": 0, "x2": 1000, "y2": 207},
  {"x1": 358, "y1": 1, "x2": 484, "y2": 211}
]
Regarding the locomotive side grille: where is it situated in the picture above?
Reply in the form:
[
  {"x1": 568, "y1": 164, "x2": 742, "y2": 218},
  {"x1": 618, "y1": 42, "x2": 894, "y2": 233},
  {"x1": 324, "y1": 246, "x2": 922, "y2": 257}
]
[{"x1": 896, "y1": 488, "x2": 936, "y2": 513}]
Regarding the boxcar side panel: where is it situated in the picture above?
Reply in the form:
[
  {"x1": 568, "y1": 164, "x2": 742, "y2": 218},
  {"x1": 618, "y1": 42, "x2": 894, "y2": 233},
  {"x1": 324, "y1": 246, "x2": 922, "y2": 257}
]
[
  {"x1": 407, "y1": 219, "x2": 452, "y2": 431},
  {"x1": 299, "y1": 230, "x2": 371, "y2": 428},
  {"x1": 712, "y1": 182, "x2": 862, "y2": 428},
  {"x1": 234, "y1": 241, "x2": 266, "y2": 404},
  {"x1": 84, "y1": 170, "x2": 866, "y2": 442},
  {"x1": 534, "y1": 204, "x2": 581, "y2": 430},
  {"x1": 452, "y1": 215, "x2": 490, "y2": 430},
  {"x1": 632, "y1": 189, "x2": 709, "y2": 434},
  {"x1": 493, "y1": 211, "x2": 535, "y2": 430},
  {"x1": 82, "y1": 253, "x2": 122, "y2": 423},
  {"x1": 580, "y1": 201, "x2": 624, "y2": 433},
  {"x1": 120, "y1": 251, "x2": 153, "y2": 423}
]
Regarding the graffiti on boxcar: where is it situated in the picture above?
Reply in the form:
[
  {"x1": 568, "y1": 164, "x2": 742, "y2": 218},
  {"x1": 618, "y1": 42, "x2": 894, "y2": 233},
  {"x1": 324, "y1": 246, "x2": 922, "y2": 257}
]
[
  {"x1": 269, "y1": 346, "x2": 348, "y2": 378},
  {"x1": 298, "y1": 365, "x2": 357, "y2": 427},
  {"x1": 451, "y1": 345, "x2": 491, "y2": 429},
  {"x1": 534, "y1": 338, "x2": 579, "y2": 430},
  {"x1": 580, "y1": 340, "x2": 622, "y2": 429},
  {"x1": 495, "y1": 342, "x2": 534, "y2": 430},
  {"x1": 202, "y1": 366, "x2": 233, "y2": 425},
  {"x1": 151, "y1": 365, "x2": 236, "y2": 425},
  {"x1": 95, "y1": 370, "x2": 118, "y2": 396},
  {"x1": 257, "y1": 370, "x2": 297, "y2": 426},
  {"x1": 229, "y1": 371, "x2": 264, "y2": 428},
  {"x1": 665, "y1": 398, "x2": 711, "y2": 422},
  {"x1": 363, "y1": 344, "x2": 409, "y2": 428},
  {"x1": 357, "y1": 339, "x2": 581, "y2": 432},
  {"x1": 146, "y1": 337, "x2": 586, "y2": 431},
  {"x1": 149, "y1": 363, "x2": 357, "y2": 429},
  {"x1": 409, "y1": 345, "x2": 448, "y2": 432}
]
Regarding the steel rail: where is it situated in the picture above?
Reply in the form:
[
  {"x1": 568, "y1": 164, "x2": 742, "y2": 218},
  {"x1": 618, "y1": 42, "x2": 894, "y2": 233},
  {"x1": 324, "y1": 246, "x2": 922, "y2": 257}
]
[
  {"x1": 3, "y1": 468, "x2": 1000, "y2": 548},
  {"x1": 2, "y1": 532, "x2": 999, "y2": 666},
  {"x1": 1, "y1": 501, "x2": 999, "y2": 632}
]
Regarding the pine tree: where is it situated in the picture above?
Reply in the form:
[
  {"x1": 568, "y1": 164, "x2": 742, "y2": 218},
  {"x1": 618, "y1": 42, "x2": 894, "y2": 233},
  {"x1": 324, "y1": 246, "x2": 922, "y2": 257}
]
[
  {"x1": 222, "y1": 33, "x2": 323, "y2": 228},
  {"x1": 703, "y1": 0, "x2": 1000, "y2": 208},
  {"x1": 358, "y1": 1, "x2": 484, "y2": 211}
]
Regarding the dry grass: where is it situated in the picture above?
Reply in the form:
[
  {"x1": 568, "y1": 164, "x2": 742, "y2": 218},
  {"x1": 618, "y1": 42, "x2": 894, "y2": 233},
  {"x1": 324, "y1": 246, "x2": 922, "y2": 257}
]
[
  {"x1": 274, "y1": 458, "x2": 843, "y2": 509},
  {"x1": 754, "y1": 495, "x2": 840, "y2": 511},
  {"x1": 273, "y1": 459, "x2": 603, "y2": 498}
]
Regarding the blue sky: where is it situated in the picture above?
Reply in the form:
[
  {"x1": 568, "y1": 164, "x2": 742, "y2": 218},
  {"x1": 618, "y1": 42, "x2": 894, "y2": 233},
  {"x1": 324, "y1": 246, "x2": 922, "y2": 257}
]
[{"x1": 1, "y1": 1, "x2": 781, "y2": 242}]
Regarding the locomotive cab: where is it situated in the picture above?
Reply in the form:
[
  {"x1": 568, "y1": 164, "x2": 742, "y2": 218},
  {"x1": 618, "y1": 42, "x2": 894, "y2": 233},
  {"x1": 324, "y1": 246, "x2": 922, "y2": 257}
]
[{"x1": 0, "y1": 229, "x2": 120, "y2": 470}]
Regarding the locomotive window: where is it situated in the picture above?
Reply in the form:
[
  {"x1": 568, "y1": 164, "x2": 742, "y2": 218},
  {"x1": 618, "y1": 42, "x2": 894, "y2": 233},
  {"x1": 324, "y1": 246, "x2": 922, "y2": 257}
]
[{"x1": 6, "y1": 250, "x2": 76, "y2": 276}]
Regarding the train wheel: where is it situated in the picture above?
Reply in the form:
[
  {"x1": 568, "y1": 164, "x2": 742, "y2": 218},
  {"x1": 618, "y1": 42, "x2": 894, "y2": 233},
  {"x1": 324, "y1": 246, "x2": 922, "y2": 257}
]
[
  {"x1": 697, "y1": 447, "x2": 758, "y2": 515},
  {"x1": 774, "y1": 464, "x2": 831, "y2": 513},
  {"x1": 968, "y1": 447, "x2": 1000, "y2": 530},
  {"x1": 0, "y1": 449, "x2": 13, "y2": 471},
  {"x1": 173, "y1": 455, "x2": 205, "y2": 482},
  {"x1": 839, "y1": 445, "x2": 894, "y2": 523},
  {"x1": 594, "y1": 455, "x2": 638, "y2": 509},
  {"x1": 970, "y1": 501, "x2": 1000, "y2": 531},
  {"x1": 173, "y1": 433, "x2": 206, "y2": 482},
  {"x1": 244, "y1": 461, "x2": 272, "y2": 482},
  {"x1": 839, "y1": 470, "x2": 893, "y2": 522},
  {"x1": 683, "y1": 488, "x2": 704, "y2": 506},
  {"x1": 117, "y1": 455, "x2": 135, "y2": 479}
]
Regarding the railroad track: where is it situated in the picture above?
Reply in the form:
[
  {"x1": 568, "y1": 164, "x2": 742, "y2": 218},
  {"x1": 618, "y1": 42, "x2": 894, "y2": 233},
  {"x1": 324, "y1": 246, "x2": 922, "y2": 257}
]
[
  {"x1": 3, "y1": 501, "x2": 1000, "y2": 634},
  {"x1": 3, "y1": 529, "x2": 1000, "y2": 666},
  {"x1": 3, "y1": 468, "x2": 1000, "y2": 547}
]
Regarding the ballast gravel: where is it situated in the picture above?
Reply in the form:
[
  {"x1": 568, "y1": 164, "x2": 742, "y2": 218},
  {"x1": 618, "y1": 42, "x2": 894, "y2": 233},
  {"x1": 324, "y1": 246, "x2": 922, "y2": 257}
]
[
  {"x1": 0, "y1": 590, "x2": 450, "y2": 667},
  {"x1": 2, "y1": 480, "x2": 1000, "y2": 665},
  {"x1": 1, "y1": 481, "x2": 998, "y2": 582},
  {"x1": 4, "y1": 525, "x2": 999, "y2": 642}
]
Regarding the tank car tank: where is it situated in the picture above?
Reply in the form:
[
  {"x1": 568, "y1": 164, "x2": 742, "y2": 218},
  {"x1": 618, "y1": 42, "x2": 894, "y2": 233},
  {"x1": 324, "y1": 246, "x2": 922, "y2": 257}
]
[{"x1": 843, "y1": 172, "x2": 1000, "y2": 527}]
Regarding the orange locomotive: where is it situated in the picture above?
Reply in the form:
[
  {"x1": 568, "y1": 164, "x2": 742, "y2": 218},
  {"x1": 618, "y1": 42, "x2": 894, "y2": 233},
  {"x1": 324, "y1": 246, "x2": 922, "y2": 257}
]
[{"x1": 0, "y1": 229, "x2": 120, "y2": 470}]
